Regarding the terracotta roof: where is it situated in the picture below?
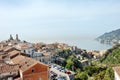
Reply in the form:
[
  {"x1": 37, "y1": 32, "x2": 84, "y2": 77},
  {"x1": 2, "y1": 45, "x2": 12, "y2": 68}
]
[
  {"x1": 12, "y1": 55, "x2": 48, "y2": 72},
  {"x1": 113, "y1": 66, "x2": 120, "y2": 77},
  {"x1": 0, "y1": 51, "x2": 8, "y2": 59},
  {"x1": 19, "y1": 43, "x2": 33, "y2": 49},
  {"x1": 4, "y1": 46, "x2": 15, "y2": 52},
  {"x1": 0, "y1": 60, "x2": 19, "y2": 74},
  {"x1": 21, "y1": 45, "x2": 30, "y2": 49},
  {"x1": 12, "y1": 55, "x2": 37, "y2": 72},
  {"x1": 8, "y1": 50, "x2": 20, "y2": 58},
  {"x1": 0, "y1": 52, "x2": 6, "y2": 55}
]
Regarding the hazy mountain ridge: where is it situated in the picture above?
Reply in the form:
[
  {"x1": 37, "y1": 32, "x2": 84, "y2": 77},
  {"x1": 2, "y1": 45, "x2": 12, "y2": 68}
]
[{"x1": 96, "y1": 29, "x2": 120, "y2": 44}]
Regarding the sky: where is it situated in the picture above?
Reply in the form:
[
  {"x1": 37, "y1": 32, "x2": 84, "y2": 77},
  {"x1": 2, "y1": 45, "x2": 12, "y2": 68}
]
[{"x1": 0, "y1": 0, "x2": 120, "y2": 42}]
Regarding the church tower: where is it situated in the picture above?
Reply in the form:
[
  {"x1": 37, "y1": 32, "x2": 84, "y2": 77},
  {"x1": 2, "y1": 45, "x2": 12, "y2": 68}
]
[
  {"x1": 10, "y1": 34, "x2": 13, "y2": 40},
  {"x1": 16, "y1": 34, "x2": 19, "y2": 41}
]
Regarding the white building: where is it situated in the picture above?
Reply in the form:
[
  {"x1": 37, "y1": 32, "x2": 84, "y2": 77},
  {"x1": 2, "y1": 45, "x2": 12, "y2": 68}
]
[
  {"x1": 31, "y1": 51, "x2": 53, "y2": 65},
  {"x1": 15, "y1": 42, "x2": 35, "y2": 55}
]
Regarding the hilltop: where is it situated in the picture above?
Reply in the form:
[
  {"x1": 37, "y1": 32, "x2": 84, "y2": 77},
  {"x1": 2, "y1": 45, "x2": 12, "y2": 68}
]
[{"x1": 96, "y1": 29, "x2": 120, "y2": 44}]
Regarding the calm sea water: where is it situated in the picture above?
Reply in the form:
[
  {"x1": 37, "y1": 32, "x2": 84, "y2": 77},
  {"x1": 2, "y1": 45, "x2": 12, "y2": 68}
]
[{"x1": 33, "y1": 39, "x2": 112, "y2": 51}]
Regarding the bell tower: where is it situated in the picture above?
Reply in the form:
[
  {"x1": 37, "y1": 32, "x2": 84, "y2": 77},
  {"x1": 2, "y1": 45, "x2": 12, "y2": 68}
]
[
  {"x1": 10, "y1": 34, "x2": 13, "y2": 40},
  {"x1": 16, "y1": 34, "x2": 19, "y2": 41}
]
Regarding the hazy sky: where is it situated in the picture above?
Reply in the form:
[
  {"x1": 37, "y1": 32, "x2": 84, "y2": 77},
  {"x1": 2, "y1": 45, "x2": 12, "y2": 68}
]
[{"x1": 0, "y1": 0, "x2": 120, "y2": 42}]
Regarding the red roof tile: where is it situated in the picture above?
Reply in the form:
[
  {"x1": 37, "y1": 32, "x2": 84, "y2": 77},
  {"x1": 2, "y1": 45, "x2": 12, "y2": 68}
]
[
  {"x1": 12, "y1": 55, "x2": 48, "y2": 72},
  {"x1": 0, "y1": 60, "x2": 19, "y2": 74}
]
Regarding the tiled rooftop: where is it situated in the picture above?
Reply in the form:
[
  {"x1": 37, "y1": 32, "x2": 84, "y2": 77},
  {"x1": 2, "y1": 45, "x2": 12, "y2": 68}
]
[
  {"x1": 21, "y1": 45, "x2": 30, "y2": 49},
  {"x1": 12, "y1": 55, "x2": 47, "y2": 72},
  {"x1": 4, "y1": 46, "x2": 15, "y2": 52},
  {"x1": 0, "y1": 60, "x2": 19, "y2": 74},
  {"x1": 8, "y1": 50, "x2": 20, "y2": 58}
]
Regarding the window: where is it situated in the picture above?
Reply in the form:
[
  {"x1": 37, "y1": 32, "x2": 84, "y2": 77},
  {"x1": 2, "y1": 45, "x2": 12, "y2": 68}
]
[
  {"x1": 32, "y1": 69, "x2": 35, "y2": 72},
  {"x1": 23, "y1": 50, "x2": 26, "y2": 53}
]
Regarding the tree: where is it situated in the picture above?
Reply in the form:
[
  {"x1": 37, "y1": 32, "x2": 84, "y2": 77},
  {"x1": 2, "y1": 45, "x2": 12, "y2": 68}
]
[
  {"x1": 103, "y1": 67, "x2": 114, "y2": 80},
  {"x1": 94, "y1": 70, "x2": 106, "y2": 80},
  {"x1": 75, "y1": 72, "x2": 88, "y2": 80},
  {"x1": 65, "y1": 58, "x2": 73, "y2": 70},
  {"x1": 94, "y1": 67, "x2": 114, "y2": 80},
  {"x1": 65, "y1": 55, "x2": 75, "y2": 70},
  {"x1": 65, "y1": 55, "x2": 82, "y2": 71},
  {"x1": 84, "y1": 66, "x2": 99, "y2": 76}
]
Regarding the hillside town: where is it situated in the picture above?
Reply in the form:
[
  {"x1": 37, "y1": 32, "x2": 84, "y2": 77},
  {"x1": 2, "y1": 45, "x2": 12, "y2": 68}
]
[{"x1": 0, "y1": 35, "x2": 119, "y2": 80}]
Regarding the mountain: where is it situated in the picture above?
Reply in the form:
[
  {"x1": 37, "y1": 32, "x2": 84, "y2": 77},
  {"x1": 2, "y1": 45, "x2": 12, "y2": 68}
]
[{"x1": 96, "y1": 29, "x2": 120, "y2": 44}]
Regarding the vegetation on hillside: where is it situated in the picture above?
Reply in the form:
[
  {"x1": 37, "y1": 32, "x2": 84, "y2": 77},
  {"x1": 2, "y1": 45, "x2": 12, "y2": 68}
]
[
  {"x1": 75, "y1": 65, "x2": 114, "y2": 80},
  {"x1": 54, "y1": 44, "x2": 118, "y2": 80},
  {"x1": 74, "y1": 44, "x2": 120, "y2": 80},
  {"x1": 100, "y1": 44, "x2": 120, "y2": 65}
]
